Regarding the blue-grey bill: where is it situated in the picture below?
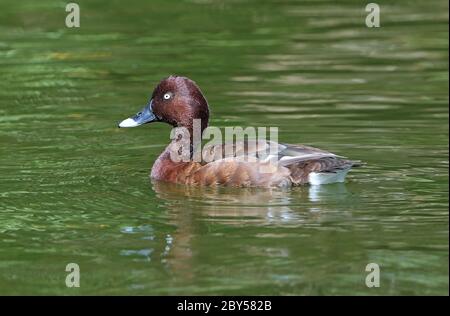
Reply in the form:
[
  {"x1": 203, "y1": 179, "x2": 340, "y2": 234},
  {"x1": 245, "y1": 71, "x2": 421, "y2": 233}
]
[{"x1": 118, "y1": 100, "x2": 157, "y2": 128}]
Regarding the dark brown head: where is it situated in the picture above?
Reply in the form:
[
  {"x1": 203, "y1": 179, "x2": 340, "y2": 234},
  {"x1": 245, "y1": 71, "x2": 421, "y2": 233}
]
[{"x1": 118, "y1": 76, "x2": 209, "y2": 132}]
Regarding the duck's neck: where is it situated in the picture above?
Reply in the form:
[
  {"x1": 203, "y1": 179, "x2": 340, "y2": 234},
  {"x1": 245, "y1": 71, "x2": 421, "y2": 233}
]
[
  {"x1": 172, "y1": 121, "x2": 206, "y2": 158},
  {"x1": 150, "y1": 126, "x2": 204, "y2": 180}
]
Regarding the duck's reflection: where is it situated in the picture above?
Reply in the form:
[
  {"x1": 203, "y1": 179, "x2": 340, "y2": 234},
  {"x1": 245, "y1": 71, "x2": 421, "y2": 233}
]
[
  {"x1": 153, "y1": 180, "x2": 298, "y2": 223},
  {"x1": 118, "y1": 180, "x2": 353, "y2": 287},
  {"x1": 149, "y1": 180, "x2": 351, "y2": 280},
  {"x1": 152, "y1": 180, "x2": 350, "y2": 222}
]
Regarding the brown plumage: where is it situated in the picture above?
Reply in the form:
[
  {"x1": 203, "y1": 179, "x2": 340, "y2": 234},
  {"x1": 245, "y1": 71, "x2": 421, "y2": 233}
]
[{"x1": 119, "y1": 76, "x2": 361, "y2": 188}]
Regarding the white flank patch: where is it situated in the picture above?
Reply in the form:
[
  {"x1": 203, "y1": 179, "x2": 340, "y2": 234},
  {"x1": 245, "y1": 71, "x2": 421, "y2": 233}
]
[{"x1": 309, "y1": 168, "x2": 350, "y2": 185}]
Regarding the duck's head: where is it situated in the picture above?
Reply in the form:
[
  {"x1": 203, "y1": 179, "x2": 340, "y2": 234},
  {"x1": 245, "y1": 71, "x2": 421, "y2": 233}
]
[{"x1": 118, "y1": 76, "x2": 209, "y2": 132}]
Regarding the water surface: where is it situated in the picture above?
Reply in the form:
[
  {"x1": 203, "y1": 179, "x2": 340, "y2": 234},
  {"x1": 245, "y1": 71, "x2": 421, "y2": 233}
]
[{"x1": 0, "y1": 0, "x2": 448, "y2": 295}]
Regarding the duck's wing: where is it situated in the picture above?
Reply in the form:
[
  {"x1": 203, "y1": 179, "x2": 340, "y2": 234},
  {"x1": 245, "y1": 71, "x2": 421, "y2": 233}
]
[
  {"x1": 201, "y1": 139, "x2": 285, "y2": 163},
  {"x1": 279, "y1": 143, "x2": 361, "y2": 185},
  {"x1": 202, "y1": 140, "x2": 343, "y2": 164},
  {"x1": 202, "y1": 140, "x2": 354, "y2": 167},
  {"x1": 275, "y1": 143, "x2": 343, "y2": 166},
  {"x1": 279, "y1": 142, "x2": 362, "y2": 169}
]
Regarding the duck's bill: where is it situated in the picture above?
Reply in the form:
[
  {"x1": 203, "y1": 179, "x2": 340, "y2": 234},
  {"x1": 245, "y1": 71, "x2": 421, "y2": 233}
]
[{"x1": 118, "y1": 100, "x2": 158, "y2": 128}]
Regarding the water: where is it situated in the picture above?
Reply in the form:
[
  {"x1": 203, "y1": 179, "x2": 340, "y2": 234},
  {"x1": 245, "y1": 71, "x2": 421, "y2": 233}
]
[{"x1": 0, "y1": 0, "x2": 448, "y2": 295}]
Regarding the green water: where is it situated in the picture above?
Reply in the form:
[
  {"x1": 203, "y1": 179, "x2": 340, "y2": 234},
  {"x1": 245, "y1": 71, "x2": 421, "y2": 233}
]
[{"x1": 0, "y1": 0, "x2": 448, "y2": 295}]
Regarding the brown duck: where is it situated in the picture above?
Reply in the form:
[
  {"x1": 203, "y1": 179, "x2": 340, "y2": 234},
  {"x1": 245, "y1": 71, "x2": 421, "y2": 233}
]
[{"x1": 119, "y1": 76, "x2": 360, "y2": 188}]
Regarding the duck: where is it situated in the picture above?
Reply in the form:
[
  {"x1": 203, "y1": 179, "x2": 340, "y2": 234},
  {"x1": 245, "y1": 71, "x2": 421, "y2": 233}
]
[{"x1": 118, "y1": 76, "x2": 360, "y2": 188}]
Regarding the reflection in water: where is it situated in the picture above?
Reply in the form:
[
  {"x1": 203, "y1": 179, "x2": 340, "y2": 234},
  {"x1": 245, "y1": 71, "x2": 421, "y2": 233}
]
[
  {"x1": 152, "y1": 180, "x2": 351, "y2": 223},
  {"x1": 149, "y1": 180, "x2": 352, "y2": 280}
]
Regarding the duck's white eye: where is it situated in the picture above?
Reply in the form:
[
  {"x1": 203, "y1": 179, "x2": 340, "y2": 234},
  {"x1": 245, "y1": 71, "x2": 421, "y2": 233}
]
[{"x1": 163, "y1": 93, "x2": 171, "y2": 100}]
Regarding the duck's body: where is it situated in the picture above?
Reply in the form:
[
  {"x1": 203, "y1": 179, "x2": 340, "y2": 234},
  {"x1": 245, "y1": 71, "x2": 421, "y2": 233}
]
[
  {"x1": 119, "y1": 76, "x2": 360, "y2": 188},
  {"x1": 151, "y1": 139, "x2": 356, "y2": 188}
]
